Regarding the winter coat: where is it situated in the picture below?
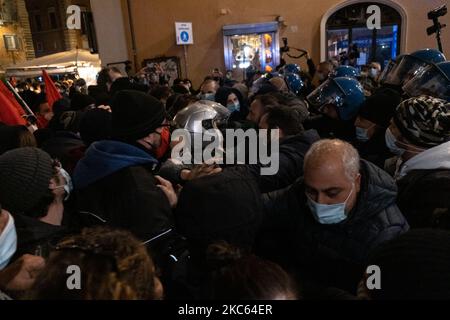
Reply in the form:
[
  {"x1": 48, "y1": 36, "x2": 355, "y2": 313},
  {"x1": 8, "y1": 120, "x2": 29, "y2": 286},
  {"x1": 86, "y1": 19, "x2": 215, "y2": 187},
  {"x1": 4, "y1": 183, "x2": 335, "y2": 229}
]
[
  {"x1": 355, "y1": 129, "x2": 394, "y2": 170},
  {"x1": 247, "y1": 130, "x2": 321, "y2": 193},
  {"x1": 12, "y1": 214, "x2": 69, "y2": 259},
  {"x1": 259, "y1": 159, "x2": 409, "y2": 290},
  {"x1": 72, "y1": 140, "x2": 173, "y2": 241},
  {"x1": 396, "y1": 141, "x2": 450, "y2": 229}
]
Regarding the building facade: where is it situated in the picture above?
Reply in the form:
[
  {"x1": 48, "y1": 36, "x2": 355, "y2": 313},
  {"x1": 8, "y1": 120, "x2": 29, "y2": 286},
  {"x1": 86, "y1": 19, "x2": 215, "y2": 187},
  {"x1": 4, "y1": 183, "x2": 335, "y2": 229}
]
[
  {"x1": 25, "y1": 0, "x2": 96, "y2": 57},
  {"x1": 0, "y1": 0, "x2": 35, "y2": 71},
  {"x1": 90, "y1": 0, "x2": 450, "y2": 86}
]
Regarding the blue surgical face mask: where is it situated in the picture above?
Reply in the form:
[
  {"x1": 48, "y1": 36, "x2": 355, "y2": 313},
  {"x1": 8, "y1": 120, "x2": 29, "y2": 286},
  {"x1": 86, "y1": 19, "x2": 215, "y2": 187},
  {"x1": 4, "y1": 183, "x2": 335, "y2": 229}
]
[
  {"x1": 306, "y1": 184, "x2": 355, "y2": 225},
  {"x1": 200, "y1": 93, "x2": 215, "y2": 101},
  {"x1": 227, "y1": 101, "x2": 240, "y2": 113},
  {"x1": 385, "y1": 128, "x2": 406, "y2": 156},
  {"x1": 356, "y1": 127, "x2": 370, "y2": 142},
  {"x1": 0, "y1": 212, "x2": 17, "y2": 270}
]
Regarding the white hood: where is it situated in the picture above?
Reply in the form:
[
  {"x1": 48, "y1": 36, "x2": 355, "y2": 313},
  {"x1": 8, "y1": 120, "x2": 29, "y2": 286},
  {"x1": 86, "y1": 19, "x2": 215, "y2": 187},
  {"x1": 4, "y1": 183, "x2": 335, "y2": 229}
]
[{"x1": 398, "y1": 141, "x2": 450, "y2": 179}]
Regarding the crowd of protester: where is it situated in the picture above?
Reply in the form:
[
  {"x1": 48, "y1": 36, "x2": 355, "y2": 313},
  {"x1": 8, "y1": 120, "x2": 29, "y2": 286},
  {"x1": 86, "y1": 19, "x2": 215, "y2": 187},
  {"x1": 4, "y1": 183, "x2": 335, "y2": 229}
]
[{"x1": 0, "y1": 47, "x2": 450, "y2": 300}]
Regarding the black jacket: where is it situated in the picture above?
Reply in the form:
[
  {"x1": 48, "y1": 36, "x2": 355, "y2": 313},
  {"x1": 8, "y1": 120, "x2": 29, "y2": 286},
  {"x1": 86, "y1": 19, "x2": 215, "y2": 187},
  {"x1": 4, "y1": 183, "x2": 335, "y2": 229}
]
[
  {"x1": 355, "y1": 129, "x2": 394, "y2": 169},
  {"x1": 304, "y1": 114, "x2": 356, "y2": 143},
  {"x1": 247, "y1": 130, "x2": 321, "y2": 193},
  {"x1": 12, "y1": 214, "x2": 69, "y2": 259},
  {"x1": 259, "y1": 160, "x2": 409, "y2": 290},
  {"x1": 397, "y1": 169, "x2": 450, "y2": 229},
  {"x1": 73, "y1": 140, "x2": 173, "y2": 241},
  {"x1": 109, "y1": 77, "x2": 149, "y2": 96}
]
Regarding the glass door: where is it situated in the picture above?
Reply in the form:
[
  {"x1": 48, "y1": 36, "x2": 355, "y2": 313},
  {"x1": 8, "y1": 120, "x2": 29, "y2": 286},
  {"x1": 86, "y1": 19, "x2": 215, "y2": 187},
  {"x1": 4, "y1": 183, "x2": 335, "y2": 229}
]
[{"x1": 223, "y1": 22, "x2": 280, "y2": 80}]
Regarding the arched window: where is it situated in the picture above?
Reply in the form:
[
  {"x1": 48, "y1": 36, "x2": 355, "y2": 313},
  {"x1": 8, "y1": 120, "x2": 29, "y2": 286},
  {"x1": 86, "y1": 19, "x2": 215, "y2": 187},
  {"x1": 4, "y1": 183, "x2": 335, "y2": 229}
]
[{"x1": 322, "y1": 1, "x2": 404, "y2": 69}]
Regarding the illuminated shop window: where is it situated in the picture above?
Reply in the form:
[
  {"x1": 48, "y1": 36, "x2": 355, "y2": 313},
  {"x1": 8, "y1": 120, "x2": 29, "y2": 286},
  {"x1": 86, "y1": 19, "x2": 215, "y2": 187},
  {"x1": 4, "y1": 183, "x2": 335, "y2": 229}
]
[{"x1": 223, "y1": 22, "x2": 280, "y2": 79}]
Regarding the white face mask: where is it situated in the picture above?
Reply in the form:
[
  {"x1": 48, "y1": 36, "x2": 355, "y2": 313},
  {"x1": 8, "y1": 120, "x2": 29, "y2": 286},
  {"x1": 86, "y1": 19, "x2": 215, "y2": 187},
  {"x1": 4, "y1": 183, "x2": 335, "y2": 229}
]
[
  {"x1": 369, "y1": 68, "x2": 379, "y2": 79},
  {"x1": 0, "y1": 212, "x2": 17, "y2": 270},
  {"x1": 51, "y1": 167, "x2": 73, "y2": 201},
  {"x1": 385, "y1": 128, "x2": 428, "y2": 158},
  {"x1": 385, "y1": 128, "x2": 406, "y2": 156}
]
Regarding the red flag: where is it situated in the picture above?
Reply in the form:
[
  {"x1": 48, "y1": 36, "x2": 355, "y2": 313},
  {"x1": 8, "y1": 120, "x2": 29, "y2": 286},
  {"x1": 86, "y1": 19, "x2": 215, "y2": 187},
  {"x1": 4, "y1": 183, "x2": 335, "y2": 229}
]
[
  {"x1": 0, "y1": 88, "x2": 26, "y2": 126},
  {"x1": 0, "y1": 81, "x2": 27, "y2": 120},
  {"x1": 42, "y1": 69, "x2": 62, "y2": 111}
]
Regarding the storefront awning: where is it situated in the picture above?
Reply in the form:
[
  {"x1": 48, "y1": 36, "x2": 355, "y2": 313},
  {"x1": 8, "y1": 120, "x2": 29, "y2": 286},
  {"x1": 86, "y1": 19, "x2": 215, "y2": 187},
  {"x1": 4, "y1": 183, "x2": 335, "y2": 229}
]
[{"x1": 4, "y1": 49, "x2": 101, "y2": 78}]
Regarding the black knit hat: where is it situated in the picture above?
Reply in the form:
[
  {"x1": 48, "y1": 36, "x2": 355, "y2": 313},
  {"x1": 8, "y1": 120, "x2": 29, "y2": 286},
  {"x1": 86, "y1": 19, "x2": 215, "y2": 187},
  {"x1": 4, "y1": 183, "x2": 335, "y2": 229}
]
[
  {"x1": 367, "y1": 229, "x2": 450, "y2": 300},
  {"x1": 0, "y1": 147, "x2": 54, "y2": 213},
  {"x1": 70, "y1": 93, "x2": 96, "y2": 111},
  {"x1": 111, "y1": 90, "x2": 166, "y2": 142},
  {"x1": 79, "y1": 108, "x2": 112, "y2": 146},
  {"x1": 358, "y1": 91, "x2": 401, "y2": 128},
  {"x1": 175, "y1": 167, "x2": 262, "y2": 250},
  {"x1": 394, "y1": 95, "x2": 450, "y2": 148}
]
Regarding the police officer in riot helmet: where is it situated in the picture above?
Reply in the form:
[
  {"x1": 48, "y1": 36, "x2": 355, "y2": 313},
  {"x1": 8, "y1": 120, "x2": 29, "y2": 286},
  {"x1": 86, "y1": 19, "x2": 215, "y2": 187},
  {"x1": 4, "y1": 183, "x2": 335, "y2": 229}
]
[{"x1": 305, "y1": 77, "x2": 365, "y2": 143}]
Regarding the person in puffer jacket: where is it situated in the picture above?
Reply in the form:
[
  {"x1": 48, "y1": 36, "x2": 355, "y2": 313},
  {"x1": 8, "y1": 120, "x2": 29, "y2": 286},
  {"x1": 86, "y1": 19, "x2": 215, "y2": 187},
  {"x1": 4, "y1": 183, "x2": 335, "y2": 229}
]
[{"x1": 258, "y1": 139, "x2": 408, "y2": 293}]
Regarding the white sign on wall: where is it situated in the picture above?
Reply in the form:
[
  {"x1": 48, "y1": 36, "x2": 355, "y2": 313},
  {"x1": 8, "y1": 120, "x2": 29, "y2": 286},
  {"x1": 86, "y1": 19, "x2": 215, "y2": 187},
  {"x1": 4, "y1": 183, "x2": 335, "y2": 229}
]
[{"x1": 175, "y1": 22, "x2": 194, "y2": 45}]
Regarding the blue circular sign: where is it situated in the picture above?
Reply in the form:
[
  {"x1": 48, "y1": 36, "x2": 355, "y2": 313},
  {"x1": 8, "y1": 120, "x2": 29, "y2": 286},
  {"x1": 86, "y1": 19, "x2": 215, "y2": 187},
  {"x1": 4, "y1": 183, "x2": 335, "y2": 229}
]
[{"x1": 180, "y1": 31, "x2": 189, "y2": 42}]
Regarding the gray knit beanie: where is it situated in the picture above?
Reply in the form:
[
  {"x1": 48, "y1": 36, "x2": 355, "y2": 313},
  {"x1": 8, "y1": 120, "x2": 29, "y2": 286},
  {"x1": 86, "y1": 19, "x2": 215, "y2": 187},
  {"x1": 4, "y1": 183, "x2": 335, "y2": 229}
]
[{"x1": 0, "y1": 147, "x2": 54, "y2": 214}]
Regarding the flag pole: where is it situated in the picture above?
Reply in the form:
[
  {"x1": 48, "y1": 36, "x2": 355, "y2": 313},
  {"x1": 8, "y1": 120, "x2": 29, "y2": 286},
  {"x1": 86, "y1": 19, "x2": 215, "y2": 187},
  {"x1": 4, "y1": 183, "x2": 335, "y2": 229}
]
[{"x1": 4, "y1": 80, "x2": 37, "y2": 123}]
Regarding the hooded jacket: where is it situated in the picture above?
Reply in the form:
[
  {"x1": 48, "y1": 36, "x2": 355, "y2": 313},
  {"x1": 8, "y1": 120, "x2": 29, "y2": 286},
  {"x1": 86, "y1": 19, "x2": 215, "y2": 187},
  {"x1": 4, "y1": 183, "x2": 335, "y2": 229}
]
[
  {"x1": 73, "y1": 140, "x2": 173, "y2": 241},
  {"x1": 260, "y1": 159, "x2": 409, "y2": 290},
  {"x1": 247, "y1": 129, "x2": 321, "y2": 193},
  {"x1": 397, "y1": 141, "x2": 450, "y2": 229}
]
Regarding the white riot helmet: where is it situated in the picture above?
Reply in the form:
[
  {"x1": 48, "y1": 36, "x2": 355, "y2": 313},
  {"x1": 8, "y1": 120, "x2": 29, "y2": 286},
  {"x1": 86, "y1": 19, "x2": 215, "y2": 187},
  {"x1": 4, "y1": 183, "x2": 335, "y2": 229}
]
[
  {"x1": 173, "y1": 100, "x2": 230, "y2": 132},
  {"x1": 173, "y1": 100, "x2": 231, "y2": 153}
]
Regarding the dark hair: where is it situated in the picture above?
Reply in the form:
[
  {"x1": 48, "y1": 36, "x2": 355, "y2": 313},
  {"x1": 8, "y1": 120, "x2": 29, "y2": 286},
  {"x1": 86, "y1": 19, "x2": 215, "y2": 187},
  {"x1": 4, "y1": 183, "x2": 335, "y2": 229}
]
[
  {"x1": 201, "y1": 79, "x2": 217, "y2": 88},
  {"x1": 215, "y1": 87, "x2": 244, "y2": 109},
  {"x1": 172, "y1": 84, "x2": 190, "y2": 95},
  {"x1": 253, "y1": 93, "x2": 280, "y2": 108},
  {"x1": 109, "y1": 67, "x2": 122, "y2": 74},
  {"x1": 23, "y1": 164, "x2": 61, "y2": 219},
  {"x1": 264, "y1": 105, "x2": 305, "y2": 135},
  {"x1": 97, "y1": 68, "x2": 111, "y2": 90},
  {"x1": 150, "y1": 85, "x2": 172, "y2": 101},
  {"x1": 167, "y1": 94, "x2": 199, "y2": 119},
  {"x1": 79, "y1": 108, "x2": 112, "y2": 146},
  {"x1": 31, "y1": 82, "x2": 40, "y2": 90},
  {"x1": 206, "y1": 242, "x2": 298, "y2": 300},
  {"x1": 173, "y1": 78, "x2": 183, "y2": 86},
  {"x1": 16, "y1": 82, "x2": 29, "y2": 90},
  {"x1": 0, "y1": 125, "x2": 37, "y2": 155},
  {"x1": 29, "y1": 227, "x2": 159, "y2": 300}
]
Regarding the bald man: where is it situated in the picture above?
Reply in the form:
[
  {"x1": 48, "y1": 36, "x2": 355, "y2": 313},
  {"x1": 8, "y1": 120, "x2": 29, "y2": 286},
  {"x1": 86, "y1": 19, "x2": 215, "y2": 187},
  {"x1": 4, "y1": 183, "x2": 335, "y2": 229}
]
[{"x1": 259, "y1": 139, "x2": 408, "y2": 291}]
